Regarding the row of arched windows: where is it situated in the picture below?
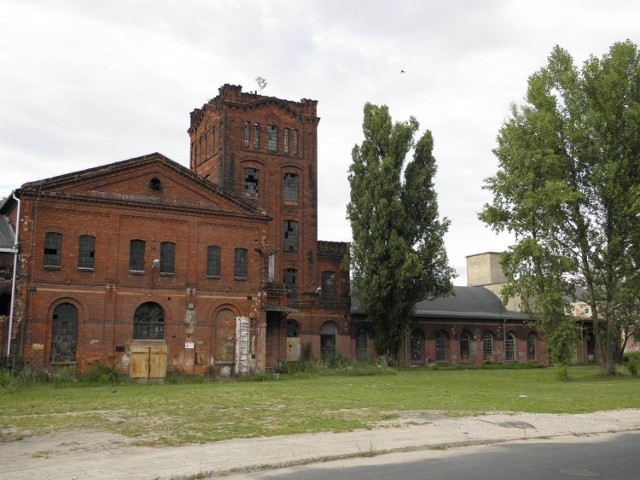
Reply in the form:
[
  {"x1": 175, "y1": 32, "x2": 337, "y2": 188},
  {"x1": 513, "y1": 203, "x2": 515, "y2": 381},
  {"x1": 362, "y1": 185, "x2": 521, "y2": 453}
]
[{"x1": 409, "y1": 329, "x2": 538, "y2": 364}]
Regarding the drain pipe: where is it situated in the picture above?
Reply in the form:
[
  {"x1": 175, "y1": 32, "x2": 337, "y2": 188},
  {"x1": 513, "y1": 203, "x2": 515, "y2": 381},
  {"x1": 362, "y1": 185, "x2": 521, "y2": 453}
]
[{"x1": 6, "y1": 192, "x2": 21, "y2": 360}]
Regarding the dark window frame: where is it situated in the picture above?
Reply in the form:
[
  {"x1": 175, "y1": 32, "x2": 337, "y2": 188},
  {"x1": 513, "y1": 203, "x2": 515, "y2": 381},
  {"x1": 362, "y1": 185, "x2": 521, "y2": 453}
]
[
  {"x1": 482, "y1": 331, "x2": 494, "y2": 362},
  {"x1": 321, "y1": 271, "x2": 336, "y2": 301},
  {"x1": 206, "y1": 245, "x2": 221, "y2": 278},
  {"x1": 129, "y1": 239, "x2": 145, "y2": 272},
  {"x1": 284, "y1": 128, "x2": 290, "y2": 153},
  {"x1": 283, "y1": 268, "x2": 298, "y2": 299},
  {"x1": 283, "y1": 173, "x2": 299, "y2": 202},
  {"x1": 160, "y1": 242, "x2": 175, "y2": 274},
  {"x1": 234, "y1": 248, "x2": 248, "y2": 280},
  {"x1": 267, "y1": 125, "x2": 278, "y2": 151},
  {"x1": 244, "y1": 121, "x2": 251, "y2": 148},
  {"x1": 51, "y1": 302, "x2": 78, "y2": 363},
  {"x1": 77, "y1": 235, "x2": 95, "y2": 270},
  {"x1": 436, "y1": 330, "x2": 449, "y2": 363},
  {"x1": 244, "y1": 168, "x2": 259, "y2": 198},
  {"x1": 284, "y1": 220, "x2": 298, "y2": 252},
  {"x1": 44, "y1": 232, "x2": 62, "y2": 268},
  {"x1": 133, "y1": 302, "x2": 165, "y2": 340}
]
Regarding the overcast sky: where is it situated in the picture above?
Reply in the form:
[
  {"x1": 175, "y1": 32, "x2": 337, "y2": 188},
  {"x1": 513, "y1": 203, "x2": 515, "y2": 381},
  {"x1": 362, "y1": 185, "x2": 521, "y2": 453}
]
[{"x1": 2, "y1": 0, "x2": 639, "y2": 284}]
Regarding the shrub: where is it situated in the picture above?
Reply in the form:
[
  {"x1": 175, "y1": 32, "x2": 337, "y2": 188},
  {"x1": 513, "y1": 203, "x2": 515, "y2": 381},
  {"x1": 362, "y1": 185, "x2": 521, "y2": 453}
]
[
  {"x1": 627, "y1": 357, "x2": 639, "y2": 377},
  {"x1": 82, "y1": 362, "x2": 123, "y2": 384}
]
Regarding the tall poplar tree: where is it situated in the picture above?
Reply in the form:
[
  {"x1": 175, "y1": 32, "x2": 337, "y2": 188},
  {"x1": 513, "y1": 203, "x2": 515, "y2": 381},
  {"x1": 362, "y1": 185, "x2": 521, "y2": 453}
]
[
  {"x1": 480, "y1": 41, "x2": 640, "y2": 376},
  {"x1": 347, "y1": 103, "x2": 454, "y2": 361}
]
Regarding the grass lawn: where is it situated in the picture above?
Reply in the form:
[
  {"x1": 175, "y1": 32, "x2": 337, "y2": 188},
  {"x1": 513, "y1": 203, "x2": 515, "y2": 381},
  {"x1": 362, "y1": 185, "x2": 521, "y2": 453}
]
[{"x1": 1, "y1": 366, "x2": 638, "y2": 445}]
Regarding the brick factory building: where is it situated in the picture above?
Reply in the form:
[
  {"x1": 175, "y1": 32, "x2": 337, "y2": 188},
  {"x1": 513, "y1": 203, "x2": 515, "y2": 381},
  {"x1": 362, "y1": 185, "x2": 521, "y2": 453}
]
[{"x1": 2, "y1": 84, "x2": 598, "y2": 378}]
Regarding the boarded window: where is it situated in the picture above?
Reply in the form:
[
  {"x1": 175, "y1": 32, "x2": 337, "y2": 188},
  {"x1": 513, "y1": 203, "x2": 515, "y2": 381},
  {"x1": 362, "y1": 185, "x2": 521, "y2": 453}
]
[
  {"x1": 44, "y1": 232, "x2": 62, "y2": 268},
  {"x1": 133, "y1": 302, "x2": 164, "y2": 340},
  {"x1": 129, "y1": 239, "x2": 145, "y2": 271},
  {"x1": 234, "y1": 248, "x2": 248, "y2": 279},
  {"x1": 207, "y1": 246, "x2": 221, "y2": 277},
  {"x1": 283, "y1": 173, "x2": 299, "y2": 202},
  {"x1": 78, "y1": 235, "x2": 95, "y2": 269},
  {"x1": 51, "y1": 302, "x2": 78, "y2": 362}
]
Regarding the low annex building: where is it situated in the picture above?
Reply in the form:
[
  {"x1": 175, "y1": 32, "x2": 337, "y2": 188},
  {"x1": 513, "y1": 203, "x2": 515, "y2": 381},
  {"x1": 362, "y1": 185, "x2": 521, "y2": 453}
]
[{"x1": 0, "y1": 84, "x2": 595, "y2": 378}]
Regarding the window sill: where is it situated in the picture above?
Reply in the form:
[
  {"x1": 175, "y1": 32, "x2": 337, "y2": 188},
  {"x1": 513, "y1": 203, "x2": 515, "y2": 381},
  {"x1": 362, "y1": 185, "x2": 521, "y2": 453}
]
[
  {"x1": 159, "y1": 272, "x2": 175, "y2": 277},
  {"x1": 78, "y1": 267, "x2": 94, "y2": 273},
  {"x1": 234, "y1": 277, "x2": 247, "y2": 281},
  {"x1": 44, "y1": 265, "x2": 61, "y2": 271},
  {"x1": 129, "y1": 270, "x2": 145, "y2": 276},
  {"x1": 206, "y1": 275, "x2": 221, "y2": 280}
]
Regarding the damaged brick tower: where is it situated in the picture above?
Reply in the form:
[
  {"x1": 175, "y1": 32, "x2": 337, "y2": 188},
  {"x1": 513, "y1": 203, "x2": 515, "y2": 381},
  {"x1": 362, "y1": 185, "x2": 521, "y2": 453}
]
[{"x1": 188, "y1": 84, "x2": 350, "y2": 370}]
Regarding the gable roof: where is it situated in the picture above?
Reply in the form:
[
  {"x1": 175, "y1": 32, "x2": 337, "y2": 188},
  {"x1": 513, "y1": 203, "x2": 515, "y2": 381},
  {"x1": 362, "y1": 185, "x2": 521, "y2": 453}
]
[
  {"x1": 16, "y1": 152, "x2": 270, "y2": 221},
  {"x1": 351, "y1": 285, "x2": 530, "y2": 321}
]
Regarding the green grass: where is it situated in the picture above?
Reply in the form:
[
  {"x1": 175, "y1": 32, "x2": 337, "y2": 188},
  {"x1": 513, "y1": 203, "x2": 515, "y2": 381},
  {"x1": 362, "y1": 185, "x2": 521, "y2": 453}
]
[{"x1": 1, "y1": 366, "x2": 638, "y2": 445}]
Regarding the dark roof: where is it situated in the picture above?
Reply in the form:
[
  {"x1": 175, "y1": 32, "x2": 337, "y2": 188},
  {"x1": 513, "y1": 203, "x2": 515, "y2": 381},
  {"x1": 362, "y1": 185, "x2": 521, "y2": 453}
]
[{"x1": 351, "y1": 285, "x2": 530, "y2": 321}]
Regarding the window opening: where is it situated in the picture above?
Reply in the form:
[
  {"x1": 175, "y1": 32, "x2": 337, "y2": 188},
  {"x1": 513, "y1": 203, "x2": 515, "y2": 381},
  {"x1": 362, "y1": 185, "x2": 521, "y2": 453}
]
[
  {"x1": 320, "y1": 322, "x2": 337, "y2": 362},
  {"x1": 234, "y1": 248, "x2": 248, "y2": 279},
  {"x1": 283, "y1": 268, "x2": 297, "y2": 299},
  {"x1": 284, "y1": 220, "x2": 298, "y2": 252},
  {"x1": 267, "y1": 125, "x2": 278, "y2": 151},
  {"x1": 410, "y1": 330, "x2": 424, "y2": 363},
  {"x1": 244, "y1": 121, "x2": 251, "y2": 148},
  {"x1": 505, "y1": 333, "x2": 516, "y2": 361},
  {"x1": 482, "y1": 331, "x2": 494, "y2": 362},
  {"x1": 287, "y1": 321, "x2": 299, "y2": 338},
  {"x1": 460, "y1": 330, "x2": 474, "y2": 359},
  {"x1": 44, "y1": 232, "x2": 62, "y2": 268},
  {"x1": 207, "y1": 245, "x2": 221, "y2": 277},
  {"x1": 51, "y1": 302, "x2": 78, "y2": 362},
  {"x1": 133, "y1": 302, "x2": 164, "y2": 340},
  {"x1": 284, "y1": 128, "x2": 290, "y2": 153},
  {"x1": 527, "y1": 332, "x2": 537, "y2": 360},
  {"x1": 254, "y1": 123, "x2": 260, "y2": 149},
  {"x1": 129, "y1": 239, "x2": 145, "y2": 271},
  {"x1": 78, "y1": 235, "x2": 95, "y2": 269},
  {"x1": 244, "y1": 168, "x2": 259, "y2": 197},
  {"x1": 160, "y1": 242, "x2": 175, "y2": 274},
  {"x1": 436, "y1": 330, "x2": 449, "y2": 363},
  {"x1": 321, "y1": 271, "x2": 336, "y2": 301},
  {"x1": 356, "y1": 329, "x2": 369, "y2": 362},
  {"x1": 283, "y1": 173, "x2": 299, "y2": 202},
  {"x1": 293, "y1": 129, "x2": 298, "y2": 155}
]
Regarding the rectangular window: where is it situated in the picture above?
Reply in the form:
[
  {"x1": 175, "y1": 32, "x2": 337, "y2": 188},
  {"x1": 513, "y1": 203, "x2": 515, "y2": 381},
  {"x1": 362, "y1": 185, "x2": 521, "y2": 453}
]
[
  {"x1": 283, "y1": 268, "x2": 297, "y2": 299},
  {"x1": 244, "y1": 168, "x2": 259, "y2": 197},
  {"x1": 207, "y1": 245, "x2": 221, "y2": 277},
  {"x1": 321, "y1": 271, "x2": 336, "y2": 301},
  {"x1": 160, "y1": 242, "x2": 175, "y2": 274},
  {"x1": 129, "y1": 239, "x2": 145, "y2": 271},
  {"x1": 254, "y1": 123, "x2": 260, "y2": 149},
  {"x1": 284, "y1": 128, "x2": 290, "y2": 153},
  {"x1": 283, "y1": 173, "x2": 299, "y2": 202},
  {"x1": 44, "y1": 232, "x2": 62, "y2": 268},
  {"x1": 284, "y1": 220, "x2": 298, "y2": 252},
  {"x1": 293, "y1": 129, "x2": 298, "y2": 155},
  {"x1": 267, "y1": 125, "x2": 278, "y2": 151},
  {"x1": 234, "y1": 248, "x2": 248, "y2": 279},
  {"x1": 78, "y1": 235, "x2": 95, "y2": 270},
  {"x1": 244, "y1": 121, "x2": 250, "y2": 148}
]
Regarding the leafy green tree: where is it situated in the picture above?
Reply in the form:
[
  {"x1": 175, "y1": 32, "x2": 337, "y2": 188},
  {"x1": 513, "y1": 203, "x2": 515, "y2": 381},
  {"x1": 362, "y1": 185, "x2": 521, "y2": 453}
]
[
  {"x1": 480, "y1": 41, "x2": 640, "y2": 376},
  {"x1": 347, "y1": 103, "x2": 454, "y2": 362}
]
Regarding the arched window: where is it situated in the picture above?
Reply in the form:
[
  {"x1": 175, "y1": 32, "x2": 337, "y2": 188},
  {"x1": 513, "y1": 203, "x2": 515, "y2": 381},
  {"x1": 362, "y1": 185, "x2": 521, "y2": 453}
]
[
  {"x1": 133, "y1": 302, "x2": 164, "y2": 340},
  {"x1": 287, "y1": 320, "x2": 299, "y2": 338},
  {"x1": 460, "y1": 330, "x2": 474, "y2": 360},
  {"x1": 51, "y1": 302, "x2": 78, "y2": 362},
  {"x1": 527, "y1": 332, "x2": 537, "y2": 361},
  {"x1": 410, "y1": 329, "x2": 425, "y2": 364},
  {"x1": 356, "y1": 329, "x2": 369, "y2": 362},
  {"x1": 320, "y1": 322, "x2": 337, "y2": 362},
  {"x1": 436, "y1": 330, "x2": 449, "y2": 363},
  {"x1": 505, "y1": 333, "x2": 516, "y2": 362},
  {"x1": 482, "y1": 331, "x2": 494, "y2": 362}
]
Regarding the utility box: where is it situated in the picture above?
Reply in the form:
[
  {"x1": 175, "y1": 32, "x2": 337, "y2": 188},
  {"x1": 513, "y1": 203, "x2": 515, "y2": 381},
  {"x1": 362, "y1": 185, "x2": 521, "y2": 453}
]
[{"x1": 130, "y1": 341, "x2": 167, "y2": 383}]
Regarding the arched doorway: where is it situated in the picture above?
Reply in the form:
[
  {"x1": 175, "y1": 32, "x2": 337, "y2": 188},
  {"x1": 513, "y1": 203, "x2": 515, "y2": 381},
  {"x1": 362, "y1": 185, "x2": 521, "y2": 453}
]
[
  {"x1": 320, "y1": 322, "x2": 337, "y2": 362},
  {"x1": 133, "y1": 302, "x2": 164, "y2": 340},
  {"x1": 435, "y1": 330, "x2": 449, "y2": 363},
  {"x1": 51, "y1": 302, "x2": 78, "y2": 363},
  {"x1": 410, "y1": 329, "x2": 425, "y2": 365}
]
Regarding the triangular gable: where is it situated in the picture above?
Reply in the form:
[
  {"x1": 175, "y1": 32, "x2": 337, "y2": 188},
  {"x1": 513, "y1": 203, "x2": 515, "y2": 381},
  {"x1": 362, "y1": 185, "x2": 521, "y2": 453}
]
[{"x1": 18, "y1": 153, "x2": 269, "y2": 220}]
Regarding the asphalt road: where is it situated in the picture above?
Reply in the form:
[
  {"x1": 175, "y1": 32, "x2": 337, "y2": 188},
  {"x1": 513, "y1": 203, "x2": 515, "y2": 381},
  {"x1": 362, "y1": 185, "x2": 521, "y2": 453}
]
[{"x1": 235, "y1": 432, "x2": 640, "y2": 480}]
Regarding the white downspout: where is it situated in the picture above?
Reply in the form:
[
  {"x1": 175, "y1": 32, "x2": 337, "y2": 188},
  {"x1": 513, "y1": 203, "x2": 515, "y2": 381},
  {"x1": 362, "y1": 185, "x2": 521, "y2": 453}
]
[{"x1": 6, "y1": 192, "x2": 20, "y2": 360}]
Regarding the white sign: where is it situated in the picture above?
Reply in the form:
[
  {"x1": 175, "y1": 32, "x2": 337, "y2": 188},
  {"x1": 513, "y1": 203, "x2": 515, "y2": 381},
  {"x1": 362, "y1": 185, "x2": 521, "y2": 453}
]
[{"x1": 185, "y1": 342, "x2": 195, "y2": 349}]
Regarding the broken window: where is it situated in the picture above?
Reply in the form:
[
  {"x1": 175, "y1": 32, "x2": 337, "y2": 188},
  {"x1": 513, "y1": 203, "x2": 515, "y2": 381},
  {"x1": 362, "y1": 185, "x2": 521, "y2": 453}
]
[
  {"x1": 133, "y1": 302, "x2": 164, "y2": 340},
  {"x1": 283, "y1": 268, "x2": 297, "y2": 299},
  {"x1": 284, "y1": 220, "x2": 298, "y2": 252},
  {"x1": 44, "y1": 232, "x2": 62, "y2": 268},
  {"x1": 77, "y1": 235, "x2": 95, "y2": 270},
  {"x1": 244, "y1": 168, "x2": 259, "y2": 197},
  {"x1": 283, "y1": 173, "x2": 299, "y2": 202}
]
